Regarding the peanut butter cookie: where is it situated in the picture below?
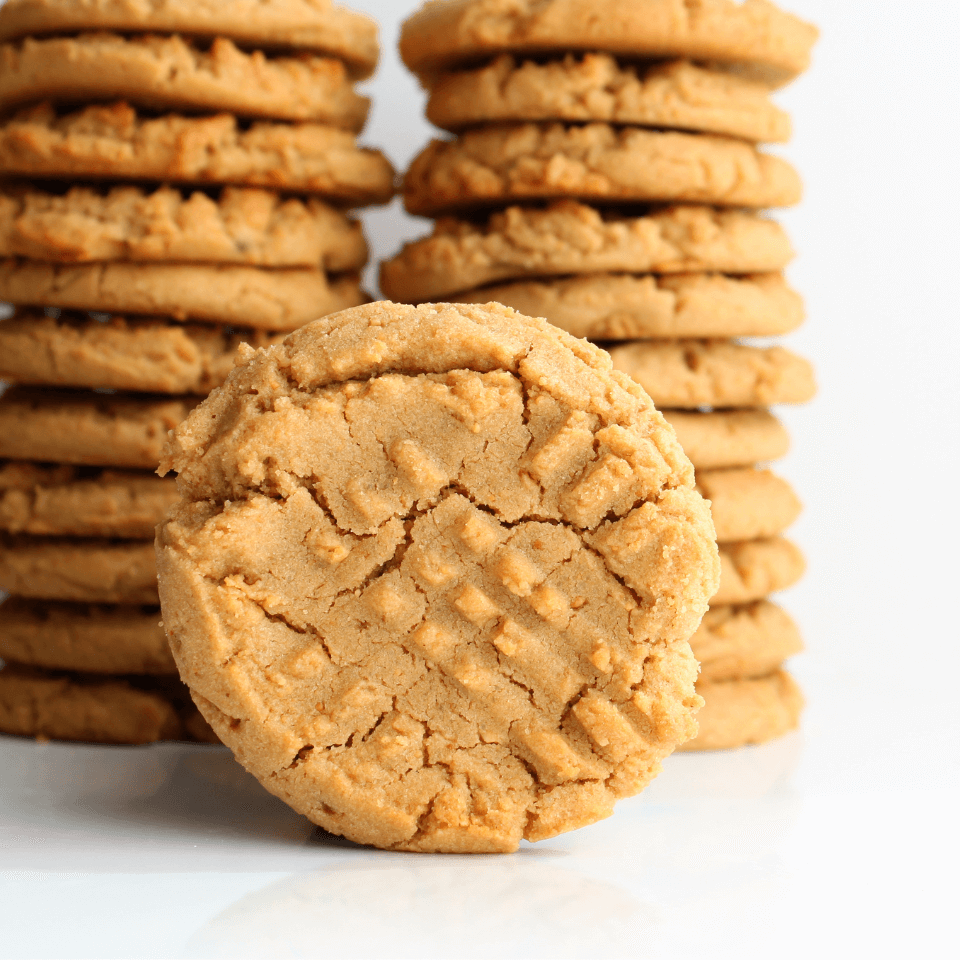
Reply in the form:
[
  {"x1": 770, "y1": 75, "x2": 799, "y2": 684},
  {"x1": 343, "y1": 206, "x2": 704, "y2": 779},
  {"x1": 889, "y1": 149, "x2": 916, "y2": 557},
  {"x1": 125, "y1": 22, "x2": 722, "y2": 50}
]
[
  {"x1": 679, "y1": 669, "x2": 803, "y2": 750},
  {"x1": 0, "y1": 34, "x2": 370, "y2": 127},
  {"x1": 0, "y1": 598, "x2": 174, "y2": 675},
  {"x1": 157, "y1": 301, "x2": 720, "y2": 852},
  {"x1": 0, "y1": 185, "x2": 367, "y2": 269},
  {"x1": 380, "y1": 202, "x2": 792, "y2": 302},
  {"x1": 401, "y1": 0, "x2": 818, "y2": 86},
  {"x1": 0, "y1": 104, "x2": 395, "y2": 206},
  {"x1": 0, "y1": 535, "x2": 158, "y2": 603},
  {"x1": 697, "y1": 467, "x2": 801, "y2": 543},
  {"x1": 451, "y1": 273, "x2": 804, "y2": 341},
  {"x1": 663, "y1": 410, "x2": 789, "y2": 470},
  {"x1": 426, "y1": 56, "x2": 791, "y2": 142},
  {"x1": 0, "y1": 260, "x2": 365, "y2": 331},
  {"x1": 714, "y1": 537, "x2": 805, "y2": 605},
  {"x1": 0, "y1": 461, "x2": 177, "y2": 538},
  {"x1": 0, "y1": 0, "x2": 380, "y2": 78},
  {"x1": 0, "y1": 312, "x2": 285, "y2": 394},
  {"x1": 404, "y1": 124, "x2": 801, "y2": 216}
]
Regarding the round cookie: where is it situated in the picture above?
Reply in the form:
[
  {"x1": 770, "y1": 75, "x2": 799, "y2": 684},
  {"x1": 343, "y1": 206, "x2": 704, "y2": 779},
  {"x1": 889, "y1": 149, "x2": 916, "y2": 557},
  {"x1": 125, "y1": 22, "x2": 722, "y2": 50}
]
[
  {"x1": 690, "y1": 601, "x2": 803, "y2": 683},
  {"x1": 451, "y1": 273, "x2": 804, "y2": 341},
  {"x1": 156, "y1": 301, "x2": 720, "y2": 852},
  {"x1": 679, "y1": 669, "x2": 803, "y2": 751},
  {"x1": 0, "y1": 598, "x2": 175, "y2": 674},
  {"x1": 0, "y1": 104, "x2": 395, "y2": 206},
  {"x1": 0, "y1": 388, "x2": 195, "y2": 469},
  {"x1": 714, "y1": 537, "x2": 805, "y2": 606},
  {"x1": 400, "y1": 0, "x2": 818, "y2": 86},
  {"x1": 0, "y1": 185, "x2": 367, "y2": 270},
  {"x1": 0, "y1": 0, "x2": 380, "y2": 78},
  {"x1": 0, "y1": 462, "x2": 178, "y2": 538},
  {"x1": 607, "y1": 340, "x2": 816, "y2": 410},
  {"x1": 662, "y1": 410, "x2": 790, "y2": 470},
  {"x1": 403, "y1": 124, "x2": 802, "y2": 216},
  {"x1": 426, "y1": 56, "x2": 791, "y2": 143},
  {"x1": 0, "y1": 535, "x2": 158, "y2": 603},
  {"x1": 0, "y1": 312, "x2": 286, "y2": 394},
  {"x1": 0, "y1": 34, "x2": 370, "y2": 127},
  {"x1": 696, "y1": 467, "x2": 801, "y2": 543},
  {"x1": 380, "y1": 202, "x2": 792, "y2": 302},
  {"x1": 0, "y1": 260, "x2": 366, "y2": 331}
]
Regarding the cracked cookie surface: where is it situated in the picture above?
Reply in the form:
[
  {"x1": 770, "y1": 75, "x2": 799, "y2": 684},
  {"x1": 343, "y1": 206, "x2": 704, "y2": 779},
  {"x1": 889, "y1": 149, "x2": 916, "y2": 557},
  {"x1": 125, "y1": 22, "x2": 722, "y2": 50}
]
[{"x1": 156, "y1": 301, "x2": 720, "y2": 852}]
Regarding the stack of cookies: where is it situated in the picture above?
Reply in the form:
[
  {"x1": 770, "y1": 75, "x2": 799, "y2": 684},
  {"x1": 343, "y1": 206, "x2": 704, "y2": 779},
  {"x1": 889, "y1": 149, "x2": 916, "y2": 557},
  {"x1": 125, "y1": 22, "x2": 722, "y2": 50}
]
[
  {"x1": 0, "y1": 0, "x2": 393, "y2": 744},
  {"x1": 381, "y1": 0, "x2": 817, "y2": 751}
]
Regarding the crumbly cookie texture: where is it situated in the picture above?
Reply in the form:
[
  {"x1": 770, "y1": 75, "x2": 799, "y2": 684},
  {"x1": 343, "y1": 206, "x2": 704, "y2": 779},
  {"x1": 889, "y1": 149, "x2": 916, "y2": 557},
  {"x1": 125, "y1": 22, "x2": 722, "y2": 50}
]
[
  {"x1": 0, "y1": 185, "x2": 367, "y2": 270},
  {"x1": 0, "y1": 598, "x2": 174, "y2": 675},
  {"x1": 427, "y1": 55, "x2": 791, "y2": 143},
  {"x1": 0, "y1": 461, "x2": 177, "y2": 538},
  {"x1": 695, "y1": 467, "x2": 801, "y2": 543},
  {"x1": 0, "y1": 33, "x2": 370, "y2": 127},
  {"x1": 0, "y1": 260, "x2": 365, "y2": 331},
  {"x1": 156, "y1": 301, "x2": 720, "y2": 853},
  {"x1": 401, "y1": 0, "x2": 818, "y2": 86},
  {"x1": 452, "y1": 273, "x2": 804, "y2": 341},
  {"x1": 0, "y1": 0, "x2": 380, "y2": 78},
  {"x1": 0, "y1": 103, "x2": 395, "y2": 206},
  {"x1": 381, "y1": 202, "x2": 792, "y2": 302},
  {"x1": 0, "y1": 664, "x2": 181, "y2": 743},
  {"x1": 678, "y1": 669, "x2": 803, "y2": 751},
  {"x1": 0, "y1": 312, "x2": 285, "y2": 394},
  {"x1": 0, "y1": 387, "x2": 195, "y2": 469},
  {"x1": 662, "y1": 410, "x2": 789, "y2": 471},
  {"x1": 714, "y1": 537, "x2": 804, "y2": 606},
  {"x1": 607, "y1": 339, "x2": 816, "y2": 410},
  {"x1": 0, "y1": 535, "x2": 159, "y2": 603},
  {"x1": 404, "y1": 124, "x2": 802, "y2": 216},
  {"x1": 690, "y1": 601, "x2": 803, "y2": 683}
]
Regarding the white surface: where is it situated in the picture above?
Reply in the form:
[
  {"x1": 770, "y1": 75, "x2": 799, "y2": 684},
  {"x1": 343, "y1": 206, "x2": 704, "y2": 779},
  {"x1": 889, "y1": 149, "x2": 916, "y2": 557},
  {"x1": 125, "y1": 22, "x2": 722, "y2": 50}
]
[{"x1": 2, "y1": 1, "x2": 959, "y2": 957}]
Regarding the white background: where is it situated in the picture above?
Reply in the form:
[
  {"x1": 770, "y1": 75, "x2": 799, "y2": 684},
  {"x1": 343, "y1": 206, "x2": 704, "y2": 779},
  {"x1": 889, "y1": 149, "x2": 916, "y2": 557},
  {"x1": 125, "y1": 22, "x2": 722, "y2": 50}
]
[{"x1": 1, "y1": 1, "x2": 959, "y2": 957}]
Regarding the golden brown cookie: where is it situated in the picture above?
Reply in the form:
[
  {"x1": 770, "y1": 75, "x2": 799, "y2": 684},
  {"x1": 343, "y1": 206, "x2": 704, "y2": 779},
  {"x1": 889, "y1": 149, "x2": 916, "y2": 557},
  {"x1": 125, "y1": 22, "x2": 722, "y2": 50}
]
[
  {"x1": 0, "y1": 387, "x2": 194, "y2": 469},
  {"x1": 0, "y1": 103, "x2": 395, "y2": 206},
  {"x1": 0, "y1": 664, "x2": 182, "y2": 743},
  {"x1": 403, "y1": 124, "x2": 802, "y2": 216},
  {"x1": 0, "y1": 185, "x2": 367, "y2": 270},
  {"x1": 157, "y1": 301, "x2": 720, "y2": 852},
  {"x1": 690, "y1": 601, "x2": 803, "y2": 683},
  {"x1": 0, "y1": 534, "x2": 158, "y2": 602},
  {"x1": 427, "y1": 56, "x2": 791, "y2": 142},
  {"x1": 400, "y1": 0, "x2": 818, "y2": 86},
  {"x1": 450, "y1": 273, "x2": 804, "y2": 340},
  {"x1": 0, "y1": 260, "x2": 365, "y2": 331},
  {"x1": 0, "y1": 0, "x2": 380, "y2": 78},
  {"x1": 380, "y1": 202, "x2": 792, "y2": 302},
  {"x1": 714, "y1": 537, "x2": 805, "y2": 606},
  {"x1": 0, "y1": 598, "x2": 174, "y2": 674},
  {"x1": 0, "y1": 34, "x2": 369, "y2": 127},
  {"x1": 0, "y1": 461, "x2": 177, "y2": 538},
  {"x1": 0, "y1": 312, "x2": 285, "y2": 394},
  {"x1": 607, "y1": 340, "x2": 815, "y2": 410},
  {"x1": 679, "y1": 669, "x2": 803, "y2": 751},
  {"x1": 697, "y1": 467, "x2": 800, "y2": 543},
  {"x1": 663, "y1": 410, "x2": 789, "y2": 470}
]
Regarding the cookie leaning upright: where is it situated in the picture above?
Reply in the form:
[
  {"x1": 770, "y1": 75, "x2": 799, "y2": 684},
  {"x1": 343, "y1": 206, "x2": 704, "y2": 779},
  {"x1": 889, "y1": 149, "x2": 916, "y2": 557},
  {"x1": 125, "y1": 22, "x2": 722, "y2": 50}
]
[
  {"x1": 383, "y1": 0, "x2": 817, "y2": 753},
  {"x1": 0, "y1": 0, "x2": 393, "y2": 745},
  {"x1": 156, "y1": 301, "x2": 720, "y2": 853}
]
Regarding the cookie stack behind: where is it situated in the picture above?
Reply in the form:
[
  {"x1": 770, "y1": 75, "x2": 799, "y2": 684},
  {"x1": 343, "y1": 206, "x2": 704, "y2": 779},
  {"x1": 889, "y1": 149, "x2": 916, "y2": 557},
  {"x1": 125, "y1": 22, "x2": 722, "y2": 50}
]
[
  {"x1": 381, "y1": 0, "x2": 817, "y2": 751},
  {"x1": 0, "y1": 0, "x2": 394, "y2": 744}
]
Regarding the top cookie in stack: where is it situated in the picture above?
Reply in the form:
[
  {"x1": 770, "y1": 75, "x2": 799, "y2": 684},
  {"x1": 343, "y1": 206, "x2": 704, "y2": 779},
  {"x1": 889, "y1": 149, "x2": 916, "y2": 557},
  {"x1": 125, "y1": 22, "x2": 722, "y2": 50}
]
[
  {"x1": 381, "y1": 0, "x2": 816, "y2": 752},
  {"x1": 0, "y1": 0, "x2": 394, "y2": 745}
]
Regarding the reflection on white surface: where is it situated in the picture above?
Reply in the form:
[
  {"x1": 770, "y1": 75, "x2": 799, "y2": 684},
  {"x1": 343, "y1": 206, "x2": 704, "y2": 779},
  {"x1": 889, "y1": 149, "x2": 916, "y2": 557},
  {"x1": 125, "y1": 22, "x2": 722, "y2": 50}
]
[{"x1": 184, "y1": 859, "x2": 655, "y2": 960}]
